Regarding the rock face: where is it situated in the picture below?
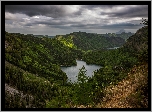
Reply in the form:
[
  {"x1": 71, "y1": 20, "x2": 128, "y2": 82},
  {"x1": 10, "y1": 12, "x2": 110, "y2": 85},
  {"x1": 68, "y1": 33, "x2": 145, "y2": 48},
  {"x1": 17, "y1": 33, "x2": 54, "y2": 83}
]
[
  {"x1": 5, "y1": 83, "x2": 34, "y2": 108},
  {"x1": 5, "y1": 83, "x2": 20, "y2": 95},
  {"x1": 5, "y1": 41, "x2": 9, "y2": 49}
]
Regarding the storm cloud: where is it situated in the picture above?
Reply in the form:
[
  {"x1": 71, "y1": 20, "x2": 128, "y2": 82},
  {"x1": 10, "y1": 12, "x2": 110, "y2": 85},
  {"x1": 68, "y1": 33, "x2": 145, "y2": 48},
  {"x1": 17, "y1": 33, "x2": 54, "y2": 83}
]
[
  {"x1": 105, "y1": 5, "x2": 148, "y2": 18},
  {"x1": 5, "y1": 5, "x2": 148, "y2": 35},
  {"x1": 5, "y1": 5, "x2": 81, "y2": 18}
]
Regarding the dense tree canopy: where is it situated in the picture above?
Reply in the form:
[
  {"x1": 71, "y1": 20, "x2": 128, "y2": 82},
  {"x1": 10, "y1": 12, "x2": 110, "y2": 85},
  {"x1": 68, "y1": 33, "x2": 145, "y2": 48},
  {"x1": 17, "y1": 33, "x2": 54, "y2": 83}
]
[{"x1": 55, "y1": 32, "x2": 126, "y2": 51}]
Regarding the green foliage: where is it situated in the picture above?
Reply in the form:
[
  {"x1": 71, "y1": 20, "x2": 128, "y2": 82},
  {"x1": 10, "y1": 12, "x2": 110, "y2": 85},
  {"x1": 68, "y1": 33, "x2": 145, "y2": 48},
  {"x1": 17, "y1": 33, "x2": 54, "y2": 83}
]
[
  {"x1": 45, "y1": 66, "x2": 104, "y2": 107},
  {"x1": 65, "y1": 66, "x2": 103, "y2": 106},
  {"x1": 122, "y1": 25, "x2": 148, "y2": 63},
  {"x1": 82, "y1": 33, "x2": 142, "y2": 94},
  {"x1": 102, "y1": 32, "x2": 134, "y2": 41},
  {"x1": 83, "y1": 48, "x2": 138, "y2": 70},
  {"x1": 77, "y1": 66, "x2": 88, "y2": 84},
  {"x1": 74, "y1": 66, "x2": 92, "y2": 105},
  {"x1": 23, "y1": 56, "x2": 32, "y2": 65},
  {"x1": 55, "y1": 32, "x2": 125, "y2": 51},
  {"x1": 5, "y1": 61, "x2": 56, "y2": 107}
]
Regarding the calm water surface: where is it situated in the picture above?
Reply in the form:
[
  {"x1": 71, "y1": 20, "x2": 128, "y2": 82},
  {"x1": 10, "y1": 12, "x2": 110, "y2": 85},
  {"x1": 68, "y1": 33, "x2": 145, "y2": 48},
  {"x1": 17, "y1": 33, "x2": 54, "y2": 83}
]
[{"x1": 61, "y1": 60, "x2": 101, "y2": 83}]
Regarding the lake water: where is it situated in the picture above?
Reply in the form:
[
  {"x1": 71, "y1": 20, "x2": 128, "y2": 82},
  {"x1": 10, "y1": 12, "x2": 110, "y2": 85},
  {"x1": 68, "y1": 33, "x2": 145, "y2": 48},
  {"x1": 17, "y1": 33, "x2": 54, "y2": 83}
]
[
  {"x1": 107, "y1": 47, "x2": 120, "y2": 50},
  {"x1": 61, "y1": 60, "x2": 101, "y2": 83}
]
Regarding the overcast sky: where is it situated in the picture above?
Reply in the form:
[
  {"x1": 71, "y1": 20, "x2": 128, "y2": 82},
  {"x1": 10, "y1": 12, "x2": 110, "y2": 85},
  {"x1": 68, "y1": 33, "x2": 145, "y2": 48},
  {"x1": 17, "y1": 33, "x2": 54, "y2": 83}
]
[{"x1": 5, "y1": 5, "x2": 148, "y2": 36}]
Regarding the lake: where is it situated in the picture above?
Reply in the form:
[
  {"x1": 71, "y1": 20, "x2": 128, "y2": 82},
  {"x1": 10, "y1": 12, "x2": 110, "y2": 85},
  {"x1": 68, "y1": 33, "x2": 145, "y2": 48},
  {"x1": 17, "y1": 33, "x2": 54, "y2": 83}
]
[
  {"x1": 107, "y1": 47, "x2": 120, "y2": 50},
  {"x1": 61, "y1": 60, "x2": 101, "y2": 83}
]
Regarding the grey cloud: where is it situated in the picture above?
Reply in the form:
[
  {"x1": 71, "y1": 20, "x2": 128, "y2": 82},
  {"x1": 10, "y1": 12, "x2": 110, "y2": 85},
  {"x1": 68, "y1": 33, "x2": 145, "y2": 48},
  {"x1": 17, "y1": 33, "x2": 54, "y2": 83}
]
[
  {"x1": 82, "y1": 5, "x2": 119, "y2": 9},
  {"x1": 5, "y1": 5, "x2": 118, "y2": 18},
  {"x1": 50, "y1": 25, "x2": 73, "y2": 29},
  {"x1": 70, "y1": 24, "x2": 87, "y2": 28},
  {"x1": 105, "y1": 5, "x2": 148, "y2": 18},
  {"x1": 5, "y1": 5, "x2": 148, "y2": 35},
  {"x1": 24, "y1": 23, "x2": 33, "y2": 26},
  {"x1": 68, "y1": 22, "x2": 143, "y2": 30},
  {"x1": 5, "y1": 12, "x2": 17, "y2": 20},
  {"x1": 24, "y1": 18, "x2": 79, "y2": 27},
  {"x1": 71, "y1": 23, "x2": 137, "y2": 29},
  {"x1": 101, "y1": 23, "x2": 143, "y2": 29},
  {"x1": 5, "y1": 20, "x2": 14, "y2": 24},
  {"x1": 25, "y1": 19, "x2": 144, "y2": 30},
  {"x1": 70, "y1": 23, "x2": 103, "y2": 29},
  {"x1": 5, "y1": 5, "x2": 69, "y2": 18},
  {"x1": 33, "y1": 21, "x2": 65, "y2": 26}
]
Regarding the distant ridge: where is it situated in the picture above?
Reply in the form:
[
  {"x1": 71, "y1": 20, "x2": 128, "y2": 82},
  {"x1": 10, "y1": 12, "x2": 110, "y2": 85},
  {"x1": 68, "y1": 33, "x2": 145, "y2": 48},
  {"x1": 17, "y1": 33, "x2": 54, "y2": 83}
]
[
  {"x1": 116, "y1": 29, "x2": 126, "y2": 34},
  {"x1": 55, "y1": 32, "x2": 126, "y2": 51}
]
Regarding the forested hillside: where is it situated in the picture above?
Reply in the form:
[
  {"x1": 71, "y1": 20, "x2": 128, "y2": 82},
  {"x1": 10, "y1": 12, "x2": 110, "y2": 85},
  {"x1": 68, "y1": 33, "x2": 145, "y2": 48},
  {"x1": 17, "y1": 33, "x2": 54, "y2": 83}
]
[
  {"x1": 101, "y1": 32, "x2": 134, "y2": 41},
  {"x1": 81, "y1": 22, "x2": 148, "y2": 108},
  {"x1": 5, "y1": 19, "x2": 148, "y2": 108},
  {"x1": 122, "y1": 26, "x2": 148, "y2": 62},
  {"x1": 83, "y1": 25, "x2": 148, "y2": 66},
  {"x1": 82, "y1": 25, "x2": 148, "y2": 86},
  {"x1": 5, "y1": 31, "x2": 84, "y2": 108},
  {"x1": 55, "y1": 32, "x2": 125, "y2": 51}
]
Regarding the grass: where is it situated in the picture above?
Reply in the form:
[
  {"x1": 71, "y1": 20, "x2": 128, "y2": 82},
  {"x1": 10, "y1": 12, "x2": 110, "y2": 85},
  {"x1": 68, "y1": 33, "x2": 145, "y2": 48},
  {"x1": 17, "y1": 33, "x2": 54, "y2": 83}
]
[{"x1": 96, "y1": 63, "x2": 148, "y2": 108}]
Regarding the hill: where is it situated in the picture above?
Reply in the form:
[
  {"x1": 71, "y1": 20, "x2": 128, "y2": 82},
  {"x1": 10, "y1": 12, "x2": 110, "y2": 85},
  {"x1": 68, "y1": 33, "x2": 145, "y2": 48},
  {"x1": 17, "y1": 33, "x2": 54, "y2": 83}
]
[
  {"x1": 75, "y1": 62, "x2": 148, "y2": 108},
  {"x1": 5, "y1": 31, "x2": 83, "y2": 108},
  {"x1": 122, "y1": 26, "x2": 148, "y2": 61},
  {"x1": 102, "y1": 32, "x2": 134, "y2": 41},
  {"x1": 96, "y1": 62, "x2": 148, "y2": 108},
  {"x1": 55, "y1": 32, "x2": 126, "y2": 51},
  {"x1": 71, "y1": 22, "x2": 148, "y2": 108},
  {"x1": 79, "y1": 25, "x2": 148, "y2": 108}
]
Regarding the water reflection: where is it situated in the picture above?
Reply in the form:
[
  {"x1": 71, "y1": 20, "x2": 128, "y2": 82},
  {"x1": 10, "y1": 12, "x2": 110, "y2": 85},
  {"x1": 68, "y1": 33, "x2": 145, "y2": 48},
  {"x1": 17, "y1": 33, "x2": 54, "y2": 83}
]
[{"x1": 61, "y1": 60, "x2": 101, "y2": 83}]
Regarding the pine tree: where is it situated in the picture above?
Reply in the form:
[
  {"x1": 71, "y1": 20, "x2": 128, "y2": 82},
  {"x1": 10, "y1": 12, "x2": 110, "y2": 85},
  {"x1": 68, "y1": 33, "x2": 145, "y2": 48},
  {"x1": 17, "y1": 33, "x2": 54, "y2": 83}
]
[{"x1": 77, "y1": 65, "x2": 88, "y2": 84}]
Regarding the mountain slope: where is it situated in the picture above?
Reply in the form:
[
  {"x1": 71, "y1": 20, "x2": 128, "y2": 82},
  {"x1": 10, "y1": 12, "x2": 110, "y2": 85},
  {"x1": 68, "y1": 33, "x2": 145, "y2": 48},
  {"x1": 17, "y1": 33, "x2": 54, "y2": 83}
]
[
  {"x1": 5, "y1": 83, "x2": 34, "y2": 108},
  {"x1": 122, "y1": 26, "x2": 148, "y2": 60},
  {"x1": 97, "y1": 63, "x2": 148, "y2": 108},
  {"x1": 95, "y1": 25, "x2": 149, "y2": 108},
  {"x1": 73, "y1": 63, "x2": 148, "y2": 108},
  {"x1": 5, "y1": 31, "x2": 80, "y2": 108},
  {"x1": 102, "y1": 32, "x2": 134, "y2": 41},
  {"x1": 55, "y1": 32, "x2": 126, "y2": 51},
  {"x1": 72, "y1": 25, "x2": 149, "y2": 108}
]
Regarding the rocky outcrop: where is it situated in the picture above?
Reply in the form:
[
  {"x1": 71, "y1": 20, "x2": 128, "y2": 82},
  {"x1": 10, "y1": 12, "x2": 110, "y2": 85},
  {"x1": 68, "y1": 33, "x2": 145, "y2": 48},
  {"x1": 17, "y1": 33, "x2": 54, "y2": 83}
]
[{"x1": 5, "y1": 83, "x2": 34, "y2": 108}]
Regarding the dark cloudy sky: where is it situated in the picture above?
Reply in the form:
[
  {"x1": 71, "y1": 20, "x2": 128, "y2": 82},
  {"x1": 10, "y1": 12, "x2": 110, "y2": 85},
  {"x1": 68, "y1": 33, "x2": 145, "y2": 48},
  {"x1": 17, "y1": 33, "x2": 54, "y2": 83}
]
[{"x1": 5, "y1": 5, "x2": 148, "y2": 36}]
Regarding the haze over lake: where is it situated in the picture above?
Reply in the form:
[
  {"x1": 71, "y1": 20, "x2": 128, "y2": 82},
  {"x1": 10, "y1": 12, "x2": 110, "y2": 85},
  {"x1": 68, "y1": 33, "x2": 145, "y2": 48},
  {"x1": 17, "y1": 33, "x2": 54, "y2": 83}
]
[{"x1": 61, "y1": 60, "x2": 101, "y2": 83}]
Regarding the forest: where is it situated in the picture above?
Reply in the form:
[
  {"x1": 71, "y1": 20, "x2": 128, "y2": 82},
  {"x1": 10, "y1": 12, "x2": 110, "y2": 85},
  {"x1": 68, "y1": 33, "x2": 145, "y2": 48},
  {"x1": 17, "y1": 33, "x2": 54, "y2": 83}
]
[
  {"x1": 5, "y1": 19, "x2": 148, "y2": 108},
  {"x1": 55, "y1": 31, "x2": 127, "y2": 51}
]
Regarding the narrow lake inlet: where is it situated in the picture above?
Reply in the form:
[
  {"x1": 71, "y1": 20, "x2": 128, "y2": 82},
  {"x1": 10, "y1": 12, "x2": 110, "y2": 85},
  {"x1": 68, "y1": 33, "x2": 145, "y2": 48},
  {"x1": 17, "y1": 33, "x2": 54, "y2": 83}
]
[{"x1": 60, "y1": 60, "x2": 101, "y2": 83}]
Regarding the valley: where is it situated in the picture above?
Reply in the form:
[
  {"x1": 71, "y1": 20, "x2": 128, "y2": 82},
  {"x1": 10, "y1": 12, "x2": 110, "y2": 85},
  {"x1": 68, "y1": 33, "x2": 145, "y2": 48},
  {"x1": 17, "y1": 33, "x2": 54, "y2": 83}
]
[{"x1": 5, "y1": 21, "x2": 148, "y2": 108}]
